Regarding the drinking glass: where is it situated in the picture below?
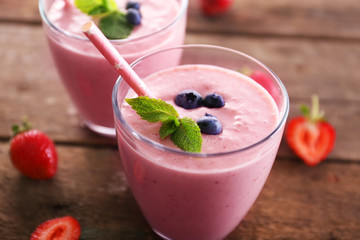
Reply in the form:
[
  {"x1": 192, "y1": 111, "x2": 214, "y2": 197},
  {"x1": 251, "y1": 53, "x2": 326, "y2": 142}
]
[
  {"x1": 112, "y1": 45, "x2": 289, "y2": 240},
  {"x1": 39, "y1": 0, "x2": 188, "y2": 137}
]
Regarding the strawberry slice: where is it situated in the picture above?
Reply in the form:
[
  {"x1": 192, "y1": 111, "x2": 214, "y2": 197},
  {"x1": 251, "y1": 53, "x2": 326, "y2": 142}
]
[
  {"x1": 30, "y1": 216, "x2": 81, "y2": 240},
  {"x1": 200, "y1": 0, "x2": 234, "y2": 16},
  {"x1": 286, "y1": 96, "x2": 336, "y2": 166}
]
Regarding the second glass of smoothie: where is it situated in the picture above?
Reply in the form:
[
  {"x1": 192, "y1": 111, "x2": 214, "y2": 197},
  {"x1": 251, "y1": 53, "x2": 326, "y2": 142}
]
[
  {"x1": 112, "y1": 45, "x2": 289, "y2": 240},
  {"x1": 39, "y1": 0, "x2": 188, "y2": 137}
]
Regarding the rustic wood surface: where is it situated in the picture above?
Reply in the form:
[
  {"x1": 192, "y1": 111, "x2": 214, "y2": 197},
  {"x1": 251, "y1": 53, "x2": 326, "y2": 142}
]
[{"x1": 0, "y1": 0, "x2": 359, "y2": 239}]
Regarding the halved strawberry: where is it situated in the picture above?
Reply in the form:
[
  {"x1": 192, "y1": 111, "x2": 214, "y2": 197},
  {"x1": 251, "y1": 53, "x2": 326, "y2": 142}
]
[
  {"x1": 286, "y1": 96, "x2": 336, "y2": 166},
  {"x1": 30, "y1": 216, "x2": 81, "y2": 240}
]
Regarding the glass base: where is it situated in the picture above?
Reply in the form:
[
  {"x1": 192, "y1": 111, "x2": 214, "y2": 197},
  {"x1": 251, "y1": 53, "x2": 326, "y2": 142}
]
[
  {"x1": 153, "y1": 229, "x2": 172, "y2": 240},
  {"x1": 84, "y1": 120, "x2": 116, "y2": 138}
]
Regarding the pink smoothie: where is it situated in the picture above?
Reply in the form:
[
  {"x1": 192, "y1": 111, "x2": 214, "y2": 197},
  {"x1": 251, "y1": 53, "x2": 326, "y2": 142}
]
[
  {"x1": 40, "y1": 0, "x2": 187, "y2": 136},
  {"x1": 115, "y1": 64, "x2": 285, "y2": 240}
]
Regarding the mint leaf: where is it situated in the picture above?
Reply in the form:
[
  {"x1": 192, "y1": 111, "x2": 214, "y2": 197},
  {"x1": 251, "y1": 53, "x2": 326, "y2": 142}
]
[
  {"x1": 75, "y1": 0, "x2": 117, "y2": 15},
  {"x1": 99, "y1": 11, "x2": 133, "y2": 39},
  {"x1": 126, "y1": 97, "x2": 203, "y2": 152},
  {"x1": 171, "y1": 117, "x2": 202, "y2": 153},
  {"x1": 160, "y1": 119, "x2": 180, "y2": 139},
  {"x1": 126, "y1": 97, "x2": 179, "y2": 123}
]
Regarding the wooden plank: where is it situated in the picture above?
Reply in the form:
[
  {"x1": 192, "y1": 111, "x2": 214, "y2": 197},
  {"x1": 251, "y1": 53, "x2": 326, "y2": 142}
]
[
  {"x1": 0, "y1": 143, "x2": 359, "y2": 239},
  {"x1": 188, "y1": 0, "x2": 360, "y2": 40},
  {"x1": 1, "y1": 0, "x2": 360, "y2": 39},
  {"x1": 1, "y1": 24, "x2": 359, "y2": 161},
  {"x1": 0, "y1": 23, "x2": 117, "y2": 146}
]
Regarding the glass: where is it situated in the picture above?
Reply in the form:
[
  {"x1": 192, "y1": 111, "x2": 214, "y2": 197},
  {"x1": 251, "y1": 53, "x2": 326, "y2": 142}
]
[
  {"x1": 112, "y1": 45, "x2": 289, "y2": 240},
  {"x1": 39, "y1": 0, "x2": 188, "y2": 137}
]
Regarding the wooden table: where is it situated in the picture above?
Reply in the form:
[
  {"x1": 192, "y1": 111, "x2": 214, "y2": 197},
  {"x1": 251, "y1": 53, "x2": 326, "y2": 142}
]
[{"x1": 1, "y1": 0, "x2": 359, "y2": 239}]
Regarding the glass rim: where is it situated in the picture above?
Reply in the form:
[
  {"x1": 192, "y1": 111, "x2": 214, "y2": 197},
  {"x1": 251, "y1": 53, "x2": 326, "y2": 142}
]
[
  {"x1": 38, "y1": 0, "x2": 189, "y2": 43},
  {"x1": 112, "y1": 44, "x2": 290, "y2": 158}
]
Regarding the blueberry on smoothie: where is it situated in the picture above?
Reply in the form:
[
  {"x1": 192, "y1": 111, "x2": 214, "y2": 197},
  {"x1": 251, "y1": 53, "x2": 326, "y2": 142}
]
[
  {"x1": 197, "y1": 113, "x2": 223, "y2": 135},
  {"x1": 175, "y1": 90, "x2": 203, "y2": 109},
  {"x1": 203, "y1": 93, "x2": 225, "y2": 108},
  {"x1": 126, "y1": 1, "x2": 141, "y2": 10},
  {"x1": 126, "y1": 8, "x2": 142, "y2": 26}
]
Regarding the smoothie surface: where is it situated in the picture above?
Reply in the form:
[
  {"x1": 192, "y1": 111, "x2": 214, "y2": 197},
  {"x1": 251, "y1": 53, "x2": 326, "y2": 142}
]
[
  {"x1": 122, "y1": 64, "x2": 280, "y2": 154},
  {"x1": 47, "y1": 0, "x2": 181, "y2": 39}
]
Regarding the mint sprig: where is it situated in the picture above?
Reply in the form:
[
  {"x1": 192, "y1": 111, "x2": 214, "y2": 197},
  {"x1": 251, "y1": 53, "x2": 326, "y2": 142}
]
[
  {"x1": 125, "y1": 97, "x2": 202, "y2": 153},
  {"x1": 75, "y1": 0, "x2": 117, "y2": 16},
  {"x1": 99, "y1": 12, "x2": 133, "y2": 39},
  {"x1": 75, "y1": 0, "x2": 133, "y2": 39}
]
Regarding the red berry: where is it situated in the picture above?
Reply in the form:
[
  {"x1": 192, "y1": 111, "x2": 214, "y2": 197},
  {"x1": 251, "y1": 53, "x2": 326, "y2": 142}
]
[
  {"x1": 10, "y1": 125, "x2": 58, "y2": 179},
  {"x1": 30, "y1": 216, "x2": 81, "y2": 240},
  {"x1": 200, "y1": 0, "x2": 234, "y2": 16},
  {"x1": 285, "y1": 96, "x2": 336, "y2": 166},
  {"x1": 249, "y1": 70, "x2": 279, "y2": 101}
]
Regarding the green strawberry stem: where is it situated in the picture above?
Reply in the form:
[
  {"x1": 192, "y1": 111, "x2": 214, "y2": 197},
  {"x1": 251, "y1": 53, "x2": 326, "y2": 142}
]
[
  {"x1": 301, "y1": 95, "x2": 325, "y2": 123},
  {"x1": 12, "y1": 119, "x2": 32, "y2": 136}
]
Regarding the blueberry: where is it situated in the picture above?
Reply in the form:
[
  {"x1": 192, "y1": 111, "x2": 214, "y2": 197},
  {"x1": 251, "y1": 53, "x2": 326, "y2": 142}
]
[
  {"x1": 126, "y1": 1, "x2": 141, "y2": 10},
  {"x1": 197, "y1": 113, "x2": 223, "y2": 135},
  {"x1": 126, "y1": 8, "x2": 142, "y2": 26},
  {"x1": 175, "y1": 90, "x2": 203, "y2": 109},
  {"x1": 203, "y1": 93, "x2": 225, "y2": 108}
]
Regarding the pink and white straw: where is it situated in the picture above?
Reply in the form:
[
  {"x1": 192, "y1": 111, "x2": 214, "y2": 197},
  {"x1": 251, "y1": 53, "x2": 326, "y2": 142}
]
[{"x1": 82, "y1": 21, "x2": 153, "y2": 97}]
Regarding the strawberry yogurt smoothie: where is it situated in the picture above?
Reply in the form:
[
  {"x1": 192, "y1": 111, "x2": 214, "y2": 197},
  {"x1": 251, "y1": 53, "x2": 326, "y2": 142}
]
[
  {"x1": 39, "y1": 0, "x2": 188, "y2": 137},
  {"x1": 112, "y1": 45, "x2": 289, "y2": 240}
]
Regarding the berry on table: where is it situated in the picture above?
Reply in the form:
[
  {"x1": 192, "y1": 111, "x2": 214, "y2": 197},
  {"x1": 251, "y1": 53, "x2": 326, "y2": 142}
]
[
  {"x1": 9, "y1": 121, "x2": 58, "y2": 180},
  {"x1": 197, "y1": 113, "x2": 223, "y2": 135},
  {"x1": 200, "y1": 0, "x2": 234, "y2": 16},
  {"x1": 285, "y1": 95, "x2": 336, "y2": 166},
  {"x1": 175, "y1": 89, "x2": 203, "y2": 109},
  {"x1": 203, "y1": 93, "x2": 225, "y2": 108},
  {"x1": 30, "y1": 216, "x2": 81, "y2": 240}
]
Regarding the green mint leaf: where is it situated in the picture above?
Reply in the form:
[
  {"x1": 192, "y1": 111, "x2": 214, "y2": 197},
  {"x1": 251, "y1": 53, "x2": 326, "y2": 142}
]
[
  {"x1": 160, "y1": 119, "x2": 180, "y2": 139},
  {"x1": 75, "y1": 0, "x2": 117, "y2": 15},
  {"x1": 99, "y1": 11, "x2": 133, "y2": 39},
  {"x1": 126, "y1": 97, "x2": 202, "y2": 152},
  {"x1": 171, "y1": 117, "x2": 202, "y2": 153},
  {"x1": 125, "y1": 97, "x2": 179, "y2": 123}
]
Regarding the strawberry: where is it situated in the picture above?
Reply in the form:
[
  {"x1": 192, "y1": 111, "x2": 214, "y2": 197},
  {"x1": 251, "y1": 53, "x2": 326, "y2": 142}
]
[
  {"x1": 30, "y1": 216, "x2": 81, "y2": 240},
  {"x1": 249, "y1": 70, "x2": 279, "y2": 102},
  {"x1": 285, "y1": 96, "x2": 336, "y2": 166},
  {"x1": 9, "y1": 121, "x2": 58, "y2": 179},
  {"x1": 200, "y1": 0, "x2": 234, "y2": 16}
]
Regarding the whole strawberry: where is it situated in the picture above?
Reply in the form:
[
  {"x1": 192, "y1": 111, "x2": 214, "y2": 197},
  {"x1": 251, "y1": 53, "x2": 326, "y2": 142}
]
[
  {"x1": 10, "y1": 121, "x2": 57, "y2": 179},
  {"x1": 200, "y1": 0, "x2": 234, "y2": 16},
  {"x1": 286, "y1": 96, "x2": 336, "y2": 166}
]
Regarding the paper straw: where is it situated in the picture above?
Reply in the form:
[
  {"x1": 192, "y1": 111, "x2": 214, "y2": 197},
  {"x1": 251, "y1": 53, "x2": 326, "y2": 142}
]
[
  {"x1": 64, "y1": 0, "x2": 72, "y2": 8},
  {"x1": 82, "y1": 21, "x2": 154, "y2": 97}
]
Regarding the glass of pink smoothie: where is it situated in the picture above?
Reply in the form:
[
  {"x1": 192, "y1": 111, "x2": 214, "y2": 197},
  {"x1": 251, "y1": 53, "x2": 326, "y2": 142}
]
[
  {"x1": 112, "y1": 45, "x2": 289, "y2": 240},
  {"x1": 39, "y1": 0, "x2": 188, "y2": 137}
]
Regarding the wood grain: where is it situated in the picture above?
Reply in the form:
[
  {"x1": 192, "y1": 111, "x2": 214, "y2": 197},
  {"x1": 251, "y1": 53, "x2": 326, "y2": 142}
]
[
  {"x1": 1, "y1": 24, "x2": 358, "y2": 161},
  {"x1": 1, "y1": 143, "x2": 359, "y2": 239},
  {"x1": 1, "y1": 0, "x2": 360, "y2": 39},
  {"x1": 0, "y1": 0, "x2": 359, "y2": 239}
]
